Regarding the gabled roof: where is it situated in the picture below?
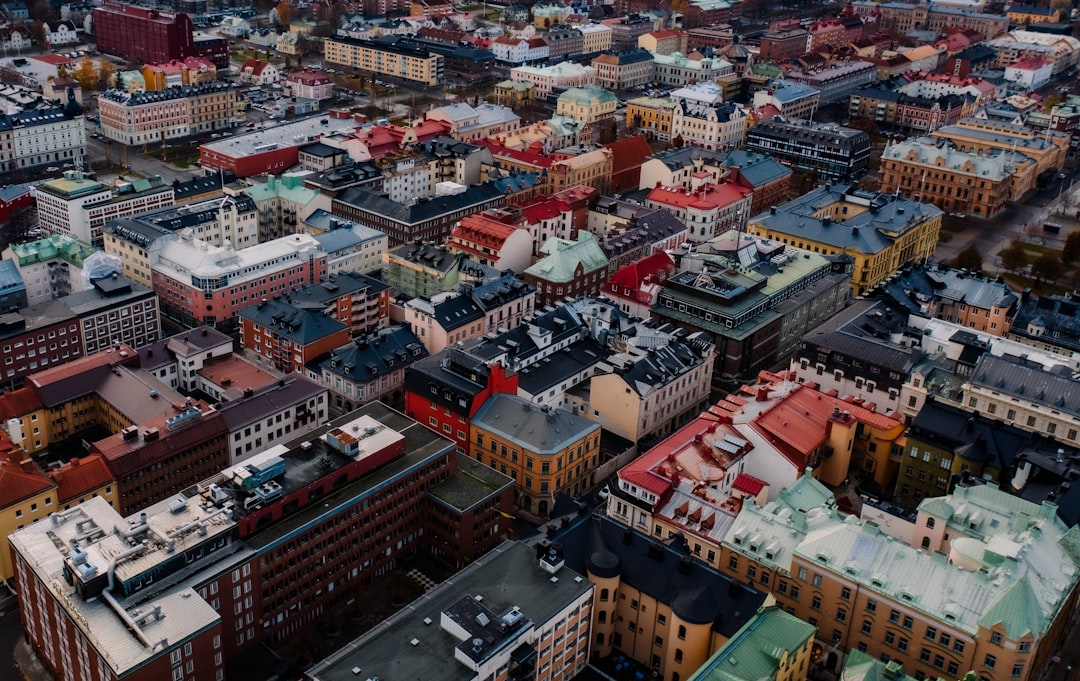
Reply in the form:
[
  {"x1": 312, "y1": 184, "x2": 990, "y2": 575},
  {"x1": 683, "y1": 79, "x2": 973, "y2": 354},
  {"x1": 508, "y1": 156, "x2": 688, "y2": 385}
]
[
  {"x1": 49, "y1": 455, "x2": 114, "y2": 504},
  {"x1": 525, "y1": 233, "x2": 609, "y2": 283},
  {"x1": 0, "y1": 442, "x2": 53, "y2": 508},
  {"x1": 239, "y1": 298, "x2": 349, "y2": 346}
]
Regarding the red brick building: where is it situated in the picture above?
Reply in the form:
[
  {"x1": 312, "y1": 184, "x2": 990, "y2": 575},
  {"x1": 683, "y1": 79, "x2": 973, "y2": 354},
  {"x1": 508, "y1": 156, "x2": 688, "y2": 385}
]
[
  {"x1": 238, "y1": 298, "x2": 351, "y2": 374},
  {"x1": 10, "y1": 402, "x2": 514, "y2": 681},
  {"x1": 90, "y1": 401, "x2": 229, "y2": 514},
  {"x1": 93, "y1": 1, "x2": 194, "y2": 66},
  {"x1": 758, "y1": 24, "x2": 810, "y2": 62}
]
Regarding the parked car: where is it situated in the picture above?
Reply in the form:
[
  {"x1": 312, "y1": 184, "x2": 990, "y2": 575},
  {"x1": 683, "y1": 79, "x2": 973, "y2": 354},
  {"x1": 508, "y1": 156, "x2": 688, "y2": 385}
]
[{"x1": 46, "y1": 166, "x2": 59, "y2": 172}]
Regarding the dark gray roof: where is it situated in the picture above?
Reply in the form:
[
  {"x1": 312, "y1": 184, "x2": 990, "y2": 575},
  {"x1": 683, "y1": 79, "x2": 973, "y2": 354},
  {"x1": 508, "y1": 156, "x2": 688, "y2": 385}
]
[
  {"x1": 798, "y1": 299, "x2": 915, "y2": 373},
  {"x1": 62, "y1": 276, "x2": 156, "y2": 316},
  {"x1": 303, "y1": 162, "x2": 383, "y2": 192},
  {"x1": 314, "y1": 325, "x2": 427, "y2": 383},
  {"x1": 215, "y1": 376, "x2": 326, "y2": 430},
  {"x1": 304, "y1": 541, "x2": 590, "y2": 681},
  {"x1": 431, "y1": 294, "x2": 484, "y2": 331},
  {"x1": 390, "y1": 242, "x2": 463, "y2": 274},
  {"x1": 1011, "y1": 294, "x2": 1080, "y2": 354},
  {"x1": 238, "y1": 298, "x2": 348, "y2": 345},
  {"x1": 752, "y1": 185, "x2": 942, "y2": 254},
  {"x1": 172, "y1": 172, "x2": 234, "y2": 201},
  {"x1": 650, "y1": 145, "x2": 728, "y2": 171},
  {"x1": 471, "y1": 393, "x2": 598, "y2": 455},
  {"x1": 299, "y1": 142, "x2": 341, "y2": 158},
  {"x1": 136, "y1": 326, "x2": 232, "y2": 371},
  {"x1": 103, "y1": 218, "x2": 171, "y2": 248},
  {"x1": 908, "y1": 398, "x2": 1028, "y2": 472},
  {"x1": 720, "y1": 149, "x2": 792, "y2": 188},
  {"x1": 516, "y1": 340, "x2": 610, "y2": 395},
  {"x1": 468, "y1": 274, "x2": 534, "y2": 312},
  {"x1": 286, "y1": 272, "x2": 388, "y2": 307},
  {"x1": 969, "y1": 354, "x2": 1080, "y2": 417},
  {"x1": 336, "y1": 182, "x2": 509, "y2": 227},
  {"x1": 403, "y1": 350, "x2": 491, "y2": 414},
  {"x1": 555, "y1": 514, "x2": 766, "y2": 632}
]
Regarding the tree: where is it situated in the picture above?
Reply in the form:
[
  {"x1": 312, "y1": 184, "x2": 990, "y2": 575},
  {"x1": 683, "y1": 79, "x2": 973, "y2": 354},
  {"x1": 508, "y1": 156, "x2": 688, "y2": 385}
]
[
  {"x1": 70, "y1": 56, "x2": 98, "y2": 91},
  {"x1": 1033, "y1": 252, "x2": 1065, "y2": 284},
  {"x1": 999, "y1": 240, "x2": 1029, "y2": 274},
  {"x1": 951, "y1": 244, "x2": 984, "y2": 272},
  {"x1": 274, "y1": 1, "x2": 291, "y2": 29},
  {"x1": 94, "y1": 59, "x2": 114, "y2": 91},
  {"x1": 1062, "y1": 231, "x2": 1080, "y2": 264},
  {"x1": 846, "y1": 117, "x2": 881, "y2": 140},
  {"x1": 1044, "y1": 95, "x2": 1061, "y2": 113}
]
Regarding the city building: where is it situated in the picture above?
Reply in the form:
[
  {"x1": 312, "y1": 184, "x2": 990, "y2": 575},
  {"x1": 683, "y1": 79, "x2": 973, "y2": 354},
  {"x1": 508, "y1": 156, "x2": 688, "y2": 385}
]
[
  {"x1": 470, "y1": 393, "x2": 599, "y2": 515},
  {"x1": 509, "y1": 63, "x2": 596, "y2": 98},
  {"x1": 524, "y1": 233, "x2": 610, "y2": 307},
  {"x1": 136, "y1": 325, "x2": 234, "y2": 393},
  {"x1": 214, "y1": 372, "x2": 328, "y2": 466},
  {"x1": 963, "y1": 353, "x2": 1080, "y2": 443},
  {"x1": 847, "y1": 85, "x2": 976, "y2": 136},
  {"x1": 304, "y1": 540, "x2": 591, "y2": 681},
  {"x1": 1008, "y1": 292, "x2": 1080, "y2": 357},
  {"x1": 4, "y1": 102, "x2": 86, "y2": 173},
  {"x1": 402, "y1": 292, "x2": 484, "y2": 354},
  {"x1": 0, "y1": 257, "x2": 27, "y2": 311},
  {"x1": 880, "y1": 138, "x2": 1036, "y2": 218},
  {"x1": 591, "y1": 49, "x2": 655, "y2": 90},
  {"x1": 36, "y1": 171, "x2": 174, "y2": 247},
  {"x1": 626, "y1": 96, "x2": 677, "y2": 141},
  {"x1": 671, "y1": 83, "x2": 749, "y2": 150},
  {"x1": 746, "y1": 117, "x2": 871, "y2": 183},
  {"x1": 307, "y1": 324, "x2": 426, "y2": 415},
  {"x1": 557, "y1": 87, "x2": 619, "y2": 126},
  {"x1": 722, "y1": 480, "x2": 1080, "y2": 681},
  {"x1": 63, "y1": 274, "x2": 161, "y2": 357},
  {"x1": 689, "y1": 606, "x2": 816, "y2": 681},
  {"x1": 238, "y1": 298, "x2": 351, "y2": 374},
  {"x1": 404, "y1": 350, "x2": 519, "y2": 453},
  {"x1": 652, "y1": 52, "x2": 734, "y2": 88},
  {"x1": 751, "y1": 82, "x2": 821, "y2": 121},
  {"x1": 654, "y1": 231, "x2": 850, "y2": 382},
  {"x1": 1006, "y1": 4, "x2": 1061, "y2": 24},
  {"x1": 781, "y1": 60, "x2": 877, "y2": 106},
  {"x1": 425, "y1": 103, "x2": 520, "y2": 143},
  {"x1": 199, "y1": 116, "x2": 362, "y2": 178},
  {"x1": 9, "y1": 402, "x2": 514, "y2": 681},
  {"x1": 306, "y1": 210, "x2": 387, "y2": 277},
  {"x1": 602, "y1": 251, "x2": 677, "y2": 318},
  {"x1": 323, "y1": 36, "x2": 445, "y2": 87},
  {"x1": 151, "y1": 233, "x2": 327, "y2": 327},
  {"x1": 557, "y1": 513, "x2": 768, "y2": 681},
  {"x1": 850, "y1": 1, "x2": 1008, "y2": 38},
  {"x1": 645, "y1": 181, "x2": 753, "y2": 242},
  {"x1": 759, "y1": 25, "x2": 811, "y2": 62},
  {"x1": 386, "y1": 241, "x2": 491, "y2": 300},
  {"x1": 284, "y1": 272, "x2": 390, "y2": 335},
  {"x1": 285, "y1": 69, "x2": 333, "y2": 101},
  {"x1": 748, "y1": 186, "x2": 942, "y2": 297},
  {"x1": 639, "y1": 28, "x2": 688, "y2": 55},
  {"x1": 92, "y1": 1, "x2": 195, "y2": 66},
  {"x1": 447, "y1": 214, "x2": 533, "y2": 273},
  {"x1": 237, "y1": 172, "x2": 330, "y2": 242},
  {"x1": 719, "y1": 149, "x2": 793, "y2": 214},
  {"x1": 930, "y1": 117, "x2": 1069, "y2": 176}
]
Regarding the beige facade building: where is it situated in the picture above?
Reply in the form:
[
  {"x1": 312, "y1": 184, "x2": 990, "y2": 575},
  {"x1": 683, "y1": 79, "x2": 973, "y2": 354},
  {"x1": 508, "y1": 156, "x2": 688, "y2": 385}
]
[
  {"x1": 931, "y1": 117, "x2": 1069, "y2": 176},
  {"x1": 963, "y1": 353, "x2": 1080, "y2": 444},
  {"x1": 323, "y1": 36, "x2": 444, "y2": 87},
  {"x1": 721, "y1": 480, "x2": 1080, "y2": 681},
  {"x1": 577, "y1": 22, "x2": 614, "y2": 54},
  {"x1": 548, "y1": 148, "x2": 614, "y2": 195},
  {"x1": 98, "y1": 82, "x2": 236, "y2": 146}
]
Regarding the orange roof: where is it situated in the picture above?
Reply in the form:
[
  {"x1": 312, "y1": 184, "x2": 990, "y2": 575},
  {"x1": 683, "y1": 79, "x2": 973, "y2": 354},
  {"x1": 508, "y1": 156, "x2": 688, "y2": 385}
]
[
  {"x1": 196, "y1": 355, "x2": 278, "y2": 393},
  {"x1": 478, "y1": 139, "x2": 553, "y2": 168},
  {"x1": 647, "y1": 181, "x2": 751, "y2": 210},
  {"x1": 0, "y1": 387, "x2": 43, "y2": 419},
  {"x1": 451, "y1": 215, "x2": 523, "y2": 254},
  {"x1": 49, "y1": 455, "x2": 115, "y2": 504},
  {"x1": 0, "y1": 435, "x2": 53, "y2": 509},
  {"x1": 605, "y1": 134, "x2": 652, "y2": 177},
  {"x1": 648, "y1": 29, "x2": 680, "y2": 39}
]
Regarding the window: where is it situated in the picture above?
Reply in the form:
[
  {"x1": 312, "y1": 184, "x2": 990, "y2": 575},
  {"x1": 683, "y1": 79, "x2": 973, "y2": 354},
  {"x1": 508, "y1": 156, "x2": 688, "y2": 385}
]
[
  {"x1": 925, "y1": 626, "x2": 937, "y2": 641},
  {"x1": 984, "y1": 654, "x2": 996, "y2": 670},
  {"x1": 990, "y1": 632, "x2": 1002, "y2": 646},
  {"x1": 898, "y1": 638, "x2": 909, "y2": 652},
  {"x1": 1011, "y1": 663, "x2": 1023, "y2": 678},
  {"x1": 953, "y1": 640, "x2": 965, "y2": 655},
  {"x1": 677, "y1": 625, "x2": 686, "y2": 641},
  {"x1": 797, "y1": 567, "x2": 808, "y2": 580},
  {"x1": 811, "y1": 596, "x2": 822, "y2": 611},
  {"x1": 866, "y1": 599, "x2": 877, "y2": 613},
  {"x1": 885, "y1": 631, "x2": 896, "y2": 646},
  {"x1": 889, "y1": 610, "x2": 900, "y2": 624},
  {"x1": 840, "y1": 587, "x2": 851, "y2": 601},
  {"x1": 812, "y1": 574, "x2": 822, "y2": 587},
  {"x1": 861, "y1": 620, "x2": 872, "y2": 635},
  {"x1": 1018, "y1": 642, "x2": 1030, "y2": 654},
  {"x1": 903, "y1": 616, "x2": 913, "y2": 630},
  {"x1": 836, "y1": 608, "x2": 847, "y2": 623}
]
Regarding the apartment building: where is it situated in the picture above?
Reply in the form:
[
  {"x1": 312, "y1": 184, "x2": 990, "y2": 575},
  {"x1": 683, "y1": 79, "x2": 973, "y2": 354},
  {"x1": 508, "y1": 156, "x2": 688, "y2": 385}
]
[
  {"x1": 626, "y1": 96, "x2": 677, "y2": 141},
  {"x1": 2, "y1": 234, "x2": 96, "y2": 306},
  {"x1": 723, "y1": 481, "x2": 1079, "y2": 681},
  {"x1": 670, "y1": 82, "x2": 749, "y2": 151},
  {"x1": 591, "y1": 49, "x2": 655, "y2": 90},
  {"x1": 238, "y1": 298, "x2": 351, "y2": 374},
  {"x1": 447, "y1": 214, "x2": 534, "y2": 273},
  {"x1": 136, "y1": 325, "x2": 233, "y2": 392},
  {"x1": 470, "y1": 393, "x2": 599, "y2": 515},
  {"x1": 306, "y1": 541, "x2": 592, "y2": 681},
  {"x1": 746, "y1": 117, "x2": 871, "y2": 183},
  {"x1": 930, "y1": 117, "x2": 1069, "y2": 176},
  {"x1": 557, "y1": 86, "x2": 619, "y2": 125},
  {"x1": 36, "y1": 171, "x2": 174, "y2": 246},
  {"x1": 653, "y1": 231, "x2": 850, "y2": 382},
  {"x1": 847, "y1": 85, "x2": 976, "y2": 136},
  {"x1": 5, "y1": 103, "x2": 86, "y2": 172},
  {"x1": 692, "y1": 606, "x2": 817, "y2": 681},
  {"x1": 65, "y1": 274, "x2": 161, "y2": 356},
  {"x1": 151, "y1": 233, "x2": 327, "y2": 328},
  {"x1": 524, "y1": 233, "x2": 610, "y2": 307},
  {"x1": 646, "y1": 182, "x2": 752, "y2": 242},
  {"x1": 323, "y1": 36, "x2": 444, "y2": 87},
  {"x1": 749, "y1": 186, "x2": 941, "y2": 297},
  {"x1": 559, "y1": 514, "x2": 768, "y2": 681},
  {"x1": 510, "y1": 62, "x2": 596, "y2": 98},
  {"x1": 782, "y1": 61, "x2": 877, "y2": 106},
  {"x1": 98, "y1": 82, "x2": 236, "y2": 146},
  {"x1": 880, "y1": 139, "x2": 1035, "y2": 218},
  {"x1": 963, "y1": 353, "x2": 1080, "y2": 444},
  {"x1": 10, "y1": 403, "x2": 514, "y2": 681},
  {"x1": 850, "y1": 1, "x2": 1008, "y2": 37}
]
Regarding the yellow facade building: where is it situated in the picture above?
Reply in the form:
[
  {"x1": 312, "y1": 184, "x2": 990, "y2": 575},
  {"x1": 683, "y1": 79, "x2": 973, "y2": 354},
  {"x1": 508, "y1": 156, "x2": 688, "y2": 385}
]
[
  {"x1": 626, "y1": 96, "x2": 676, "y2": 141},
  {"x1": 469, "y1": 394, "x2": 599, "y2": 517},
  {"x1": 748, "y1": 185, "x2": 941, "y2": 297}
]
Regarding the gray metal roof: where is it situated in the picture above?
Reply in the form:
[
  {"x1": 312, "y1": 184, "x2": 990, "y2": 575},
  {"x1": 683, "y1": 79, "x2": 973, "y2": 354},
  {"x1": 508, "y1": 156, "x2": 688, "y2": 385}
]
[
  {"x1": 969, "y1": 354, "x2": 1080, "y2": 417},
  {"x1": 471, "y1": 393, "x2": 599, "y2": 455}
]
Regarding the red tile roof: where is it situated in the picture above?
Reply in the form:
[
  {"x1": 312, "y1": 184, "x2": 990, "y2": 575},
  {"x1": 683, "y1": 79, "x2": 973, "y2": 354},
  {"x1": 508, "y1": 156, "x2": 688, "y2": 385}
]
[
  {"x1": 732, "y1": 473, "x2": 766, "y2": 496},
  {"x1": 49, "y1": 455, "x2": 115, "y2": 504},
  {"x1": 607, "y1": 251, "x2": 675, "y2": 291},
  {"x1": 451, "y1": 215, "x2": 524, "y2": 255},
  {"x1": 604, "y1": 134, "x2": 652, "y2": 180},
  {"x1": 520, "y1": 197, "x2": 571, "y2": 223},
  {"x1": 477, "y1": 139, "x2": 552, "y2": 168},
  {"x1": 0, "y1": 387, "x2": 43, "y2": 419},
  {"x1": 0, "y1": 434, "x2": 53, "y2": 508},
  {"x1": 647, "y1": 181, "x2": 751, "y2": 210}
]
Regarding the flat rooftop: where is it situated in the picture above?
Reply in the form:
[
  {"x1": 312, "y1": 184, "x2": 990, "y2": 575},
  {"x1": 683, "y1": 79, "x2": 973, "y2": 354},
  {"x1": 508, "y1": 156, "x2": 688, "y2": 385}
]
[
  {"x1": 244, "y1": 402, "x2": 454, "y2": 550},
  {"x1": 305, "y1": 541, "x2": 591, "y2": 681},
  {"x1": 427, "y1": 456, "x2": 513, "y2": 512},
  {"x1": 201, "y1": 115, "x2": 360, "y2": 158}
]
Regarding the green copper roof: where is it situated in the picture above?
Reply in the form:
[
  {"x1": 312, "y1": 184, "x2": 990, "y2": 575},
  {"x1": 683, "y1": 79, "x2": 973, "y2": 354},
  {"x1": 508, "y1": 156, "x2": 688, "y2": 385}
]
[
  {"x1": 558, "y1": 85, "x2": 617, "y2": 106},
  {"x1": 689, "y1": 606, "x2": 815, "y2": 681},
  {"x1": 9, "y1": 234, "x2": 98, "y2": 268},
  {"x1": 243, "y1": 173, "x2": 320, "y2": 206},
  {"x1": 525, "y1": 232, "x2": 608, "y2": 283},
  {"x1": 840, "y1": 650, "x2": 921, "y2": 681}
]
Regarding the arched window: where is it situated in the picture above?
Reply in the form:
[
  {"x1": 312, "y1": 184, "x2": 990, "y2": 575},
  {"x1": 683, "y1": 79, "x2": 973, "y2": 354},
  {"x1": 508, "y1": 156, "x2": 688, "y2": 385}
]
[
  {"x1": 926, "y1": 517, "x2": 935, "y2": 529},
  {"x1": 921, "y1": 536, "x2": 931, "y2": 549},
  {"x1": 598, "y1": 612, "x2": 606, "y2": 624},
  {"x1": 600, "y1": 588, "x2": 609, "y2": 602}
]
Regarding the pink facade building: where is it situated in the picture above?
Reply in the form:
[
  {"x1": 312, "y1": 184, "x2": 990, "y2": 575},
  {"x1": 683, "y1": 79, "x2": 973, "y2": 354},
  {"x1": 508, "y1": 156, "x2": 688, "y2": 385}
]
[{"x1": 152, "y1": 233, "x2": 327, "y2": 327}]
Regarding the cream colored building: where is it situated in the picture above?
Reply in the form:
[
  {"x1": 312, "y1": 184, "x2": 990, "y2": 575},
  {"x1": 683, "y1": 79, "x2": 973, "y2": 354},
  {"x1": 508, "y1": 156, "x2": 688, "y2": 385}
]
[
  {"x1": 556, "y1": 86, "x2": 618, "y2": 125},
  {"x1": 930, "y1": 117, "x2": 1069, "y2": 176},
  {"x1": 98, "y1": 82, "x2": 236, "y2": 146},
  {"x1": 324, "y1": 36, "x2": 444, "y2": 87},
  {"x1": 963, "y1": 353, "x2": 1080, "y2": 443},
  {"x1": 510, "y1": 63, "x2": 596, "y2": 98},
  {"x1": 577, "y1": 22, "x2": 613, "y2": 54}
]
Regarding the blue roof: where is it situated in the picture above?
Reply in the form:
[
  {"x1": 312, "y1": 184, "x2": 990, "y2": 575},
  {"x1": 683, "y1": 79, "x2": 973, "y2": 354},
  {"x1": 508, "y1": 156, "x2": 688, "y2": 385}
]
[
  {"x1": 721, "y1": 149, "x2": 792, "y2": 188},
  {"x1": 0, "y1": 183, "x2": 32, "y2": 203},
  {"x1": 0, "y1": 259, "x2": 25, "y2": 298},
  {"x1": 312, "y1": 216, "x2": 386, "y2": 254}
]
